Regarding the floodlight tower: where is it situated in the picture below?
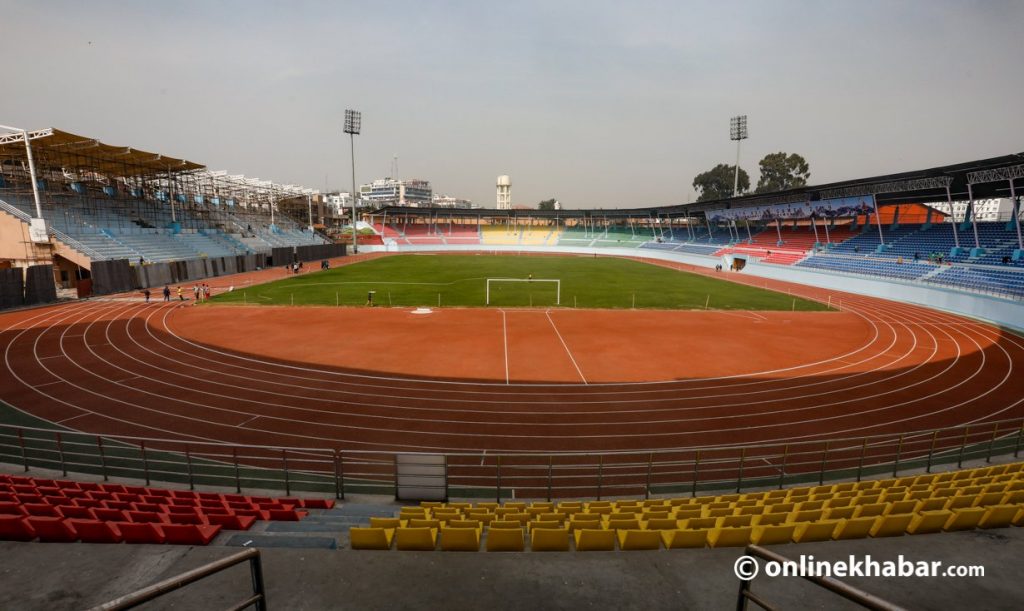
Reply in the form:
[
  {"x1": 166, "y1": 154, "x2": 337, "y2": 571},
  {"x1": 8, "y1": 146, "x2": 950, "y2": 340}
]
[
  {"x1": 729, "y1": 115, "x2": 748, "y2": 197},
  {"x1": 344, "y1": 109, "x2": 362, "y2": 253}
]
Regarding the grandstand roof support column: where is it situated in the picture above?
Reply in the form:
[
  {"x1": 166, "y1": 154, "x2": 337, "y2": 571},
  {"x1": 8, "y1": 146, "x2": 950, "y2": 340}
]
[
  {"x1": 306, "y1": 194, "x2": 313, "y2": 231},
  {"x1": 945, "y1": 184, "x2": 961, "y2": 251},
  {"x1": 966, "y1": 183, "x2": 981, "y2": 250},
  {"x1": 775, "y1": 218, "x2": 783, "y2": 246},
  {"x1": 811, "y1": 214, "x2": 820, "y2": 245},
  {"x1": 871, "y1": 194, "x2": 886, "y2": 249},
  {"x1": 744, "y1": 219, "x2": 752, "y2": 243},
  {"x1": 0, "y1": 125, "x2": 44, "y2": 221},
  {"x1": 1009, "y1": 179, "x2": 1023, "y2": 253}
]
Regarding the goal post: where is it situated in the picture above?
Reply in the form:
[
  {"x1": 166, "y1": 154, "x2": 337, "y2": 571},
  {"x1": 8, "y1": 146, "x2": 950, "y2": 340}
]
[{"x1": 485, "y1": 278, "x2": 560, "y2": 305}]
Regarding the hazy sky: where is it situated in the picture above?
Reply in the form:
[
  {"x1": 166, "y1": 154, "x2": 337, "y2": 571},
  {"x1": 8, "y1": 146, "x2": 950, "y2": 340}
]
[{"x1": 3, "y1": 1, "x2": 1023, "y2": 208}]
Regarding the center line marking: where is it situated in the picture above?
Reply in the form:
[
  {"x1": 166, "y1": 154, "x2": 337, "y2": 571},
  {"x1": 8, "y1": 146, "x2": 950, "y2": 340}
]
[{"x1": 545, "y1": 310, "x2": 587, "y2": 384}]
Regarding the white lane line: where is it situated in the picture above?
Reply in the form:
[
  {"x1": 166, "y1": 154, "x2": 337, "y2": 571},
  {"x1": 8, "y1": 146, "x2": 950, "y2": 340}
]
[
  {"x1": 236, "y1": 414, "x2": 261, "y2": 428},
  {"x1": 57, "y1": 412, "x2": 89, "y2": 425},
  {"x1": 545, "y1": 310, "x2": 588, "y2": 385},
  {"x1": 35, "y1": 380, "x2": 64, "y2": 388},
  {"x1": 501, "y1": 309, "x2": 510, "y2": 385}
]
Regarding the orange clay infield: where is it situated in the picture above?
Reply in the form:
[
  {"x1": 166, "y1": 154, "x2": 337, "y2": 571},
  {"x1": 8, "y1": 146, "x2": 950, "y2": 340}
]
[{"x1": 170, "y1": 306, "x2": 872, "y2": 383}]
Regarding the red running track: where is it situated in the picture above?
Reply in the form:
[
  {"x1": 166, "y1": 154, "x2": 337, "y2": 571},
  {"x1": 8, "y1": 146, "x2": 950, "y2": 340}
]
[{"x1": 0, "y1": 255, "x2": 1022, "y2": 455}]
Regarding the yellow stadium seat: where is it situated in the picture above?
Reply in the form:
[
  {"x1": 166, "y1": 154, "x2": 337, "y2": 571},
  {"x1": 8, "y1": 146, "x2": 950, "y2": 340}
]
[
  {"x1": 503, "y1": 502, "x2": 527, "y2": 510},
  {"x1": 905, "y1": 490, "x2": 930, "y2": 501},
  {"x1": 531, "y1": 527, "x2": 570, "y2": 551},
  {"x1": 736, "y1": 505, "x2": 766, "y2": 516},
  {"x1": 644, "y1": 518, "x2": 681, "y2": 530},
  {"x1": 668, "y1": 498, "x2": 695, "y2": 506},
  {"x1": 786, "y1": 487, "x2": 812, "y2": 498},
  {"x1": 641, "y1": 511, "x2": 671, "y2": 521},
  {"x1": 833, "y1": 482, "x2": 856, "y2": 493},
  {"x1": 853, "y1": 503, "x2": 887, "y2": 518},
  {"x1": 642, "y1": 499, "x2": 668, "y2": 508},
  {"x1": 833, "y1": 517, "x2": 876, "y2": 540},
  {"x1": 915, "y1": 498, "x2": 947, "y2": 512},
  {"x1": 440, "y1": 527, "x2": 480, "y2": 551},
  {"x1": 795, "y1": 500, "x2": 825, "y2": 512},
  {"x1": 420, "y1": 501, "x2": 444, "y2": 509},
  {"x1": 1003, "y1": 491, "x2": 1024, "y2": 505},
  {"x1": 704, "y1": 507, "x2": 732, "y2": 518},
  {"x1": 369, "y1": 517, "x2": 402, "y2": 529},
  {"x1": 792, "y1": 520, "x2": 841, "y2": 543},
  {"x1": 395, "y1": 527, "x2": 437, "y2": 551},
  {"x1": 349, "y1": 527, "x2": 394, "y2": 550},
  {"x1": 708, "y1": 526, "x2": 753, "y2": 548},
  {"x1": 585, "y1": 500, "x2": 611, "y2": 509},
  {"x1": 617, "y1": 529, "x2": 662, "y2": 550},
  {"x1": 977, "y1": 505, "x2": 1020, "y2": 529},
  {"x1": 615, "y1": 500, "x2": 641, "y2": 508},
  {"x1": 944, "y1": 508, "x2": 986, "y2": 532},
  {"x1": 486, "y1": 527, "x2": 525, "y2": 552},
  {"x1": 753, "y1": 512, "x2": 788, "y2": 526},
  {"x1": 537, "y1": 512, "x2": 567, "y2": 523},
  {"x1": 407, "y1": 518, "x2": 442, "y2": 529},
  {"x1": 913, "y1": 473, "x2": 937, "y2": 485},
  {"x1": 944, "y1": 495, "x2": 977, "y2": 511},
  {"x1": 824, "y1": 506, "x2": 856, "y2": 520},
  {"x1": 574, "y1": 528, "x2": 616, "y2": 551},
  {"x1": 568, "y1": 515, "x2": 601, "y2": 530},
  {"x1": 718, "y1": 515, "x2": 753, "y2": 528},
  {"x1": 447, "y1": 502, "x2": 472, "y2": 511},
  {"x1": 674, "y1": 508, "x2": 702, "y2": 520},
  {"x1": 586, "y1": 506, "x2": 614, "y2": 516},
  {"x1": 468, "y1": 512, "x2": 496, "y2": 525},
  {"x1": 605, "y1": 518, "x2": 642, "y2": 531},
  {"x1": 766, "y1": 502, "x2": 795, "y2": 514},
  {"x1": 446, "y1": 519, "x2": 481, "y2": 531},
  {"x1": 503, "y1": 513, "x2": 530, "y2": 526},
  {"x1": 884, "y1": 500, "x2": 918, "y2": 515},
  {"x1": 494, "y1": 507, "x2": 519, "y2": 517},
  {"x1": 476, "y1": 502, "x2": 499, "y2": 511},
  {"x1": 879, "y1": 487, "x2": 907, "y2": 502},
  {"x1": 605, "y1": 511, "x2": 639, "y2": 521},
  {"x1": 526, "y1": 507, "x2": 548, "y2": 518},
  {"x1": 489, "y1": 520, "x2": 523, "y2": 530},
  {"x1": 528, "y1": 520, "x2": 563, "y2": 532},
  {"x1": 824, "y1": 497, "x2": 853, "y2": 508},
  {"x1": 907, "y1": 510, "x2": 953, "y2": 534},
  {"x1": 751, "y1": 524, "x2": 795, "y2": 545},
  {"x1": 681, "y1": 517, "x2": 718, "y2": 530},
  {"x1": 973, "y1": 492, "x2": 1005, "y2": 508},
  {"x1": 716, "y1": 494, "x2": 742, "y2": 503},
  {"x1": 529, "y1": 502, "x2": 554, "y2": 510},
  {"x1": 432, "y1": 510, "x2": 462, "y2": 521},
  {"x1": 869, "y1": 513, "x2": 913, "y2": 538},
  {"x1": 787, "y1": 495, "x2": 811, "y2": 506},
  {"x1": 661, "y1": 528, "x2": 708, "y2": 549},
  {"x1": 764, "y1": 490, "x2": 788, "y2": 501},
  {"x1": 790, "y1": 509, "x2": 824, "y2": 523}
]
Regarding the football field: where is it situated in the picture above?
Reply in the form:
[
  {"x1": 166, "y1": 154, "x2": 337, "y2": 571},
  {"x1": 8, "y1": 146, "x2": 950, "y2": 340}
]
[{"x1": 210, "y1": 254, "x2": 830, "y2": 311}]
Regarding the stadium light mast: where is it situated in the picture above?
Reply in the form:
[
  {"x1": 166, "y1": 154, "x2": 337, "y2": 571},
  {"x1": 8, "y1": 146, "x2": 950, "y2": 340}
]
[
  {"x1": 344, "y1": 109, "x2": 361, "y2": 254},
  {"x1": 0, "y1": 124, "x2": 45, "y2": 230},
  {"x1": 729, "y1": 115, "x2": 748, "y2": 198}
]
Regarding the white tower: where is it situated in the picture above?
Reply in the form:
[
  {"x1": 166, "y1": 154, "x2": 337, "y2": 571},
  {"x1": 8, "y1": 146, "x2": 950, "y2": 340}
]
[{"x1": 496, "y1": 175, "x2": 511, "y2": 210}]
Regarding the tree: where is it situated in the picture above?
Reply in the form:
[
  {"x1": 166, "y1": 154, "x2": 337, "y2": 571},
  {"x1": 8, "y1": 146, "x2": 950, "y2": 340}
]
[
  {"x1": 692, "y1": 164, "x2": 749, "y2": 202},
  {"x1": 537, "y1": 199, "x2": 557, "y2": 211},
  {"x1": 755, "y1": 152, "x2": 810, "y2": 194}
]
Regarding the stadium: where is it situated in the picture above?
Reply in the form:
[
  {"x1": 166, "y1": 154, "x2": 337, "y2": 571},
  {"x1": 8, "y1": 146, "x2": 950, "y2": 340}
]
[
  {"x1": 1, "y1": 123, "x2": 1023, "y2": 608},
  {"x1": 2, "y1": 4, "x2": 1024, "y2": 609}
]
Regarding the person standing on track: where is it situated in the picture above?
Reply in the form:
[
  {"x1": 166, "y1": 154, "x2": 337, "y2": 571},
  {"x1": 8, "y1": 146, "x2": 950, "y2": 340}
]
[
  {"x1": 162, "y1": 285, "x2": 170, "y2": 301},
  {"x1": 177, "y1": 286, "x2": 184, "y2": 301},
  {"x1": 143, "y1": 289, "x2": 151, "y2": 303},
  {"x1": 204, "y1": 284, "x2": 211, "y2": 300}
]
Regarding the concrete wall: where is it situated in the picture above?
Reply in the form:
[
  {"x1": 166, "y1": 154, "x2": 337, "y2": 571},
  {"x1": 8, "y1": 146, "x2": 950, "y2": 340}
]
[{"x1": 373, "y1": 243, "x2": 1024, "y2": 333}]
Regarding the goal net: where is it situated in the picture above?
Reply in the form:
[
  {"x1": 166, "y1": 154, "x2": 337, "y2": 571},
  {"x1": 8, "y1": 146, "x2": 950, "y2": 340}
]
[{"x1": 485, "y1": 278, "x2": 561, "y2": 306}]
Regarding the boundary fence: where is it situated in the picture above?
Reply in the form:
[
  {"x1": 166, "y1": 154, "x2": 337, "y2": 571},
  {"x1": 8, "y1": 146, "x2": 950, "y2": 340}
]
[{"x1": 1, "y1": 418, "x2": 1021, "y2": 501}]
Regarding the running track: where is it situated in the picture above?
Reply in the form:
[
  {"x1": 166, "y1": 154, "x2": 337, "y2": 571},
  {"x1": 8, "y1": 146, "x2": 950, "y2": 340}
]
[{"x1": 0, "y1": 255, "x2": 1022, "y2": 458}]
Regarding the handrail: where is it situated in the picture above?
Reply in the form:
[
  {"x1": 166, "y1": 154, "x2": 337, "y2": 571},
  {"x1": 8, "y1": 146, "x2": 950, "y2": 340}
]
[
  {"x1": 89, "y1": 547, "x2": 267, "y2": 611},
  {"x1": 736, "y1": 544, "x2": 905, "y2": 611},
  {"x1": 0, "y1": 197, "x2": 33, "y2": 222},
  {"x1": 1, "y1": 417, "x2": 1021, "y2": 500}
]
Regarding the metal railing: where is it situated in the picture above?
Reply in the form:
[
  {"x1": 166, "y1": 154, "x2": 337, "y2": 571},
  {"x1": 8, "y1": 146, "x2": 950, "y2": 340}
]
[
  {"x1": 736, "y1": 545, "x2": 904, "y2": 611},
  {"x1": 1, "y1": 417, "x2": 1021, "y2": 501},
  {"x1": 90, "y1": 547, "x2": 267, "y2": 611}
]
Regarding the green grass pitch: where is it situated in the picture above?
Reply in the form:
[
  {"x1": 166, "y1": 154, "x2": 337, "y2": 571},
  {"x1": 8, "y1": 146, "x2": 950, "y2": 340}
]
[{"x1": 211, "y1": 254, "x2": 830, "y2": 311}]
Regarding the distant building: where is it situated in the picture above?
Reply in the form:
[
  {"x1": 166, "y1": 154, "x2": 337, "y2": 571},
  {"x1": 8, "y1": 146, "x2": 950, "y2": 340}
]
[
  {"x1": 432, "y1": 194, "x2": 477, "y2": 209},
  {"x1": 360, "y1": 178, "x2": 433, "y2": 207},
  {"x1": 497, "y1": 175, "x2": 511, "y2": 210},
  {"x1": 324, "y1": 192, "x2": 353, "y2": 215},
  {"x1": 553, "y1": 200, "x2": 562, "y2": 211},
  {"x1": 929, "y1": 198, "x2": 1014, "y2": 222}
]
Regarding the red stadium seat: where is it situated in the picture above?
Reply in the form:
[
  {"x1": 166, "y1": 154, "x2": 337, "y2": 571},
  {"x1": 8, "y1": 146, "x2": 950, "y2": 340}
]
[
  {"x1": 266, "y1": 509, "x2": 302, "y2": 521},
  {"x1": 23, "y1": 503, "x2": 61, "y2": 517},
  {"x1": 167, "y1": 505, "x2": 200, "y2": 515},
  {"x1": 55, "y1": 480, "x2": 81, "y2": 490},
  {"x1": 144, "y1": 488, "x2": 172, "y2": 498},
  {"x1": 86, "y1": 491, "x2": 114, "y2": 501},
  {"x1": 100, "y1": 483, "x2": 127, "y2": 494},
  {"x1": 93, "y1": 508, "x2": 129, "y2": 522},
  {"x1": 127, "y1": 511, "x2": 168, "y2": 524},
  {"x1": 15, "y1": 494, "x2": 43, "y2": 505},
  {"x1": 33, "y1": 479, "x2": 57, "y2": 488},
  {"x1": 12, "y1": 485, "x2": 37, "y2": 494},
  {"x1": 162, "y1": 523, "x2": 221, "y2": 545},
  {"x1": 26, "y1": 517, "x2": 78, "y2": 542},
  {"x1": 124, "y1": 485, "x2": 148, "y2": 495},
  {"x1": 73, "y1": 498, "x2": 104, "y2": 509},
  {"x1": 57, "y1": 506, "x2": 96, "y2": 520},
  {"x1": 103, "y1": 501, "x2": 133, "y2": 511},
  {"x1": 170, "y1": 490, "x2": 198, "y2": 500},
  {"x1": 0, "y1": 492, "x2": 15, "y2": 503},
  {"x1": 130, "y1": 502, "x2": 164, "y2": 513},
  {"x1": 69, "y1": 519, "x2": 123, "y2": 544},
  {"x1": 0, "y1": 515, "x2": 36, "y2": 541},
  {"x1": 141, "y1": 495, "x2": 167, "y2": 504},
  {"x1": 116, "y1": 521, "x2": 165, "y2": 544},
  {"x1": 62, "y1": 489, "x2": 89, "y2": 499},
  {"x1": 167, "y1": 512, "x2": 206, "y2": 525},
  {"x1": 113, "y1": 493, "x2": 143, "y2": 503},
  {"x1": 0, "y1": 502, "x2": 26, "y2": 516},
  {"x1": 197, "y1": 492, "x2": 223, "y2": 501},
  {"x1": 206, "y1": 513, "x2": 256, "y2": 531},
  {"x1": 76, "y1": 482, "x2": 101, "y2": 491}
]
